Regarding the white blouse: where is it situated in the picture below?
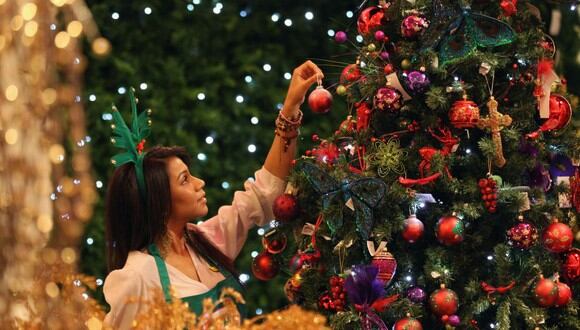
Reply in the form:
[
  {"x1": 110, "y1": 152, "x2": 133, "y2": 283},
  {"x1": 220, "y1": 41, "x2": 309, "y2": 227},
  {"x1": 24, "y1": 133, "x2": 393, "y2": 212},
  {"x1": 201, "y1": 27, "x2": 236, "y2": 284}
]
[{"x1": 103, "y1": 167, "x2": 285, "y2": 329}]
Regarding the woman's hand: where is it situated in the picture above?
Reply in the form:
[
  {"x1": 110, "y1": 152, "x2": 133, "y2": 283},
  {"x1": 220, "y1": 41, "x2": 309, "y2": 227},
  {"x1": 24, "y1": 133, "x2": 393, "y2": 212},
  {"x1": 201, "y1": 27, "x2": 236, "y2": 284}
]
[{"x1": 282, "y1": 60, "x2": 323, "y2": 117}]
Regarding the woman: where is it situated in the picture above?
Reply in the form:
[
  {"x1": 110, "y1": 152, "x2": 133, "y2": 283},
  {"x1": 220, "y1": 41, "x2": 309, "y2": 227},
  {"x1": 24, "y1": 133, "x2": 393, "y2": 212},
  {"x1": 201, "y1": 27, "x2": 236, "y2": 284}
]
[{"x1": 103, "y1": 60, "x2": 323, "y2": 328}]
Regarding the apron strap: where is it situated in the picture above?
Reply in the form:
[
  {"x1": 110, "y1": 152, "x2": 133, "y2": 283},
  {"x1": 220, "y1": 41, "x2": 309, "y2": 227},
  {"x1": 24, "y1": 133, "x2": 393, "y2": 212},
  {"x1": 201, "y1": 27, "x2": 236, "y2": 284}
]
[{"x1": 147, "y1": 244, "x2": 173, "y2": 303}]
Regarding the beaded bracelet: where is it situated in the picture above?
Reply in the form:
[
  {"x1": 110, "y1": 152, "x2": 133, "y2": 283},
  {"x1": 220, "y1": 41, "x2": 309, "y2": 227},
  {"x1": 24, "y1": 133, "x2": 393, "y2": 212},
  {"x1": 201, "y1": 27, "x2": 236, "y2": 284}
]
[{"x1": 275, "y1": 110, "x2": 302, "y2": 152}]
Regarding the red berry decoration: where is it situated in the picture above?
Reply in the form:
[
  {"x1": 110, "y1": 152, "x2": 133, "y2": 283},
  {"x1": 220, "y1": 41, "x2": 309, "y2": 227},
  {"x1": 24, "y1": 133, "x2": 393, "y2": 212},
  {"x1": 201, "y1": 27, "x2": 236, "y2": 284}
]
[
  {"x1": 429, "y1": 284, "x2": 458, "y2": 317},
  {"x1": 555, "y1": 280, "x2": 572, "y2": 307},
  {"x1": 436, "y1": 215, "x2": 464, "y2": 246},
  {"x1": 393, "y1": 314, "x2": 423, "y2": 330},
  {"x1": 449, "y1": 95, "x2": 480, "y2": 129},
  {"x1": 251, "y1": 251, "x2": 279, "y2": 281},
  {"x1": 308, "y1": 86, "x2": 333, "y2": 114},
  {"x1": 321, "y1": 275, "x2": 346, "y2": 312},
  {"x1": 272, "y1": 193, "x2": 299, "y2": 223},
  {"x1": 478, "y1": 176, "x2": 499, "y2": 213},
  {"x1": 542, "y1": 218, "x2": 573, "y2": 253},
  {"x1": 506, "y1": 216, "x2": 539, "y2": 250},
  {"x1": 402, "y1": 214, "x2": 424, "y2": 243},
  {"x1": 561, "y1": 248, "x2": 580, "y2": 284},
  {"x1": 534, "y1": 276, "x2": 558, "y2": 307}
]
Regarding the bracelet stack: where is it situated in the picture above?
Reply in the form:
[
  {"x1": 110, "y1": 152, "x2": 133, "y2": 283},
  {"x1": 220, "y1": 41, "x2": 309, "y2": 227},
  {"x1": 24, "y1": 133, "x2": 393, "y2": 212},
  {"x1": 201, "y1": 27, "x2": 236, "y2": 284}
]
[{"x1": 275, "y1": 110, "x2": 302, "y2": 152}]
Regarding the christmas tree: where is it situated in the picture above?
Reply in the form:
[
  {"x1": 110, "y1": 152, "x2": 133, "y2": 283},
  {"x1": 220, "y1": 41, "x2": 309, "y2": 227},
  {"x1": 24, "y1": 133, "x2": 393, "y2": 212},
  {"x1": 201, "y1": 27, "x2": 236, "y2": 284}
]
[{"x1": 259, "y1": 1, "x2": 580, "y2": 329}]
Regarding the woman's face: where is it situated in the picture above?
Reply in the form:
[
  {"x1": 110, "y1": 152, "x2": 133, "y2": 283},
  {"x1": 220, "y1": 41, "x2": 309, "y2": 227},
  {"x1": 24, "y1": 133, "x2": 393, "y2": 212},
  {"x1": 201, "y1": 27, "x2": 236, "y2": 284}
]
[{"x1": 165, "y1": 156, "x2": 207, "y2": 221}]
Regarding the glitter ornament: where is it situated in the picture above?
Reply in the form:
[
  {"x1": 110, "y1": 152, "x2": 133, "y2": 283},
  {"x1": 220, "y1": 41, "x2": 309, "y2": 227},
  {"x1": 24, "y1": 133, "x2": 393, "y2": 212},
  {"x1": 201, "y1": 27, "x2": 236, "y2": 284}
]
[
  {"x1": 251, "y1": 251, "x2": 279, "y2": 281},
  {"x1": 561, "y1": 248, "x2": 580, "y2": 284},
  {"x1": 393, "y1": 315, "x2": 423, "y2": 330},
  {"x1": 308, "y1": 86, "x2": 333, "y2": 114},
  {"x1": 272, "y1": 193, "x2": 299, "y2": 223},
  {"x1": 402, "y1": 214, "x2": 424, "y2": 243},
  {"x1": 401, "y1": 14, "x2": 429, "y2": 38},
  {"x1": 436, "y1": 215, "x2": 464, "y2": 246},
  {"x1": 449, "y1": 95, "x2": 480, "y2": 129},
  {"x1": 429, "y1": 285, "x2": 458, "y2": 317},
  {"x1": 542, "y1": 219, "x2": 573, "y2": 253},
  {"x1": 368, "y1": 241, "x2": 397, "y2": 285},
  {"x1": 534, "y1": 276, "x2": 558, "y2": 307},
  {"x1": 506, "y1": 216, "x2": 539, "y2": 250},
  {"x1": 404, "y1": 71, "x2": 430, "y2": 94},
  {"x1": 407, "y1": 286, "x2": 427, "y2": 303},
  {"x1": 374, "y1": 87, "x2": 402, "y2": 112}
]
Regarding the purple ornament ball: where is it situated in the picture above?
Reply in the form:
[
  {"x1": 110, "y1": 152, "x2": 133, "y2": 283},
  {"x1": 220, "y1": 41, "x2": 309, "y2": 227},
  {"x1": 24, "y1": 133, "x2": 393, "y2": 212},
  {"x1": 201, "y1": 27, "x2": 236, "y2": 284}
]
[
  {"x1": 405, "y1": 71, "x2": 430, "y2": 94},
  {"x1": 448, "y1": 314, "x2": 461, "y2": 327},
  {"x1": 406, "y1": 286, "x2": 426, "y2": 303},
  {"x1": 379, "y1": 51, "x2": 390, "y2": 60},
  {"x1": 335, "y1": 31, "x2": 347, "y2": 43}
]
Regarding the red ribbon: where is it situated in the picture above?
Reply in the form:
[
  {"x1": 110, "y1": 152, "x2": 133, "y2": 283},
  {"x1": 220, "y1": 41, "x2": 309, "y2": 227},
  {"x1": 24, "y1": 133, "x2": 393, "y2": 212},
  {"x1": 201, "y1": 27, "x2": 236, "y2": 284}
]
[
  {"x1": 481, "y1": 281, "x2": 516, "y2": 295},
  {"x1": 398, "y1": 172, "x2": 442, "y2": 187}
]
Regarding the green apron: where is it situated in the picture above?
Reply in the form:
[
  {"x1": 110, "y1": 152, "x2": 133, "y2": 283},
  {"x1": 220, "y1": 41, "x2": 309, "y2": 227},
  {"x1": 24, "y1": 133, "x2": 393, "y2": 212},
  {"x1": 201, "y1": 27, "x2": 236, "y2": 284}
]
[{"x1": 147, "y1": 244, "x2": 246, "y2": 317}]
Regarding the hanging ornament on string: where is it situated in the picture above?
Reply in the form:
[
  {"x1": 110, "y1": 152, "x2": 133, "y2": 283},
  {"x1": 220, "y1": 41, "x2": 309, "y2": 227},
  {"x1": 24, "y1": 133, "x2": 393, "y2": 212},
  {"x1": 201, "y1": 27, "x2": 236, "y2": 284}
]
[
  {"x1": 262, "y1": 229, "x2": 287, "y2": 254},
  {"x1": 393, "y1": 314, "x2": 423, "y2": 330},
  {"x1": 367, "y1": 241, "x2": 397, "y2": 286},
  {"x1": 542, "y1": 217, "x2": 573, "y2": 253},
  {"x1": 402, "y1": 213, "x2": 424, "y2": 243},
  {"x1": 479, "y1": 173, "x2": 500, "y2": 213},
  {"x1": 449, "y1": 93, "x2": 480, "y2": 129},
  {"x1": 526, "y1": 94, "x2": 572, "y2": 139},
  {"x1": 319, "y1": 275, "x2": 346, "y2": 312},
  {"x1": 436, "y1": 214, "x2": 464, "y2": 246},
  {"x1": 506, "y1": 215, "x2": 539, "y2": 250},
  {"x1": 308, "y1": 76, "x2": 333, "y2": 114}
]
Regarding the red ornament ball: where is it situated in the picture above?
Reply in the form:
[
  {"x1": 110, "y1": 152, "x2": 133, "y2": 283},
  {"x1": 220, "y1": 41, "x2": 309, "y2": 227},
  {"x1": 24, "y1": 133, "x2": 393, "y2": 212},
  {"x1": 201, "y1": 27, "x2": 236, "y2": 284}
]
[
  {"x1": 429, "y1": 285, "x2": 458, "y2": 317},
  {"x1": 308, "y1": 86, "x2": 333, "y2": 114},
  {"x1": 357, "y1": 6, "x2": 386, "y2": 36},
  {"x1": 400, "y1": 14, "x2": 429, "y2": 38},
  {"x1": 374, "y1": 87, "x2": 402, "y2": 112},
  {"x1": 402, "y1": 214, "x2": 424, "y2": 243},
  {"x1": 561, "y1": 248, "x2": 580, "y2": 284},
  {"x1": 273, "y1": 193, "x2": 299, "y2": 222},
  {"x1": 436, "y1": 215, "x2": 464, "y2": 246},
  {"x1": 542, "y1": 220, "x2": 573, "y2": 253},
  {"x1": 340, "y1": 64, "x2": 362, "y2": 84},
  {"x1": 262, "y1": 232, "x2": 287, "y2": 254},
  {"x1": 534, "y1": 277, "x2": 559, "y2": 307},
  {"x1": 449, "y1": 97, "x2": 480, "y2": 128},
  {"x1": 393, "y1": 316, "x2": 423, "y2": 330},
  {"x1": 555, "y1": 281, "x2": 572, "y2": 307},
  {"x1": 251, "y1": 251, "x2": 279, "y2": 281},
  {"x1": 506, "y1": 219, "x2": 538, "y2": 250}
]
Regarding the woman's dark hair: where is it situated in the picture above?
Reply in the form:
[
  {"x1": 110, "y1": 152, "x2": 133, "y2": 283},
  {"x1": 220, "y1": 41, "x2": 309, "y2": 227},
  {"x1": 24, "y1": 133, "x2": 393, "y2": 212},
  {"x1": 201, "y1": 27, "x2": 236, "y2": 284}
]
[{"x1": 105, "y1": 145, "x2": 236, "y2": 277}]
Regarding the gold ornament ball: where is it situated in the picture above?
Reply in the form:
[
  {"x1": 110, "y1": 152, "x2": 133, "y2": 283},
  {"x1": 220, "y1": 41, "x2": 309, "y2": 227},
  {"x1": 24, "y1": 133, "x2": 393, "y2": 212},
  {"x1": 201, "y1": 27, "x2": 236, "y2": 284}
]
[
  {"x1": 336, "y1": 85, "x2": 347, "y2": 96},
  {"x1": 401, "y1": 59, "x2": 412, "y2": 70},
  {"x1": 367, "y1": 43, "x2": 376, "y2": 52}
]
